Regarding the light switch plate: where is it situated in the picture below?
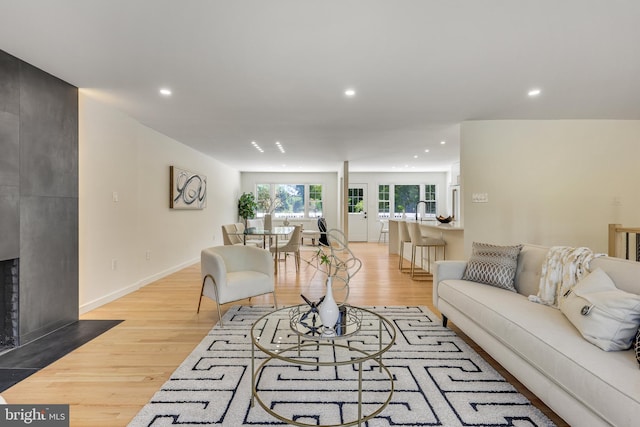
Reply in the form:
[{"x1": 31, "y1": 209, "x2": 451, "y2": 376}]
[{"x1": 472, "y1": 193, "x2": 489, "y2": 203}]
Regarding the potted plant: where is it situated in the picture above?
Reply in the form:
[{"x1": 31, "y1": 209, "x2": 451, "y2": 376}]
[
  {"x1": 258, "y1": 195, "x2": 282, "y2": 215},
  {"x1": 237, "y1": 192, "x2": 258, "y2": 227}
]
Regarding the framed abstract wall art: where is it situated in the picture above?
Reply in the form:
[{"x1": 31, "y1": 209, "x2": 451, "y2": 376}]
[{"x1": 169, "y1": 166, "x2": 207, "y2": 209}]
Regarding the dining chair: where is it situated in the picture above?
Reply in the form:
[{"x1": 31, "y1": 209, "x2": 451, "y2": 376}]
[
  {"x1": 301, "y1": 223, "x2": 321, "y2": 245},
  {"x1": 317, "y1": 218, "x2": 329, "y2": 246},
  {"x1": 221, "y1": 223, "x2": 243, "y2": 245},
  {"x1": 221, "y1": 223, "x2": 263, "y2": 247},
  {"x1": 241, "y1": 221, "x2": 267, "y2": 247},
  {"x1": 270, "y1": 225, "x2": 302, "y2": 271}
]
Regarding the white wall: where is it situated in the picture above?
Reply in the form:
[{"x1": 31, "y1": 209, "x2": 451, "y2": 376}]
[
  {"x1": 79, "y1": 92, "x2": 240, "y2": 313},
  {"x1": 461, "y1": 120, "x2": 640, "y2": 255}
]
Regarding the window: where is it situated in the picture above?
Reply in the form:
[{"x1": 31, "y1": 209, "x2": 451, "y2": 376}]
[
  {"x1": 422, "y1": 184, "x2": 437, "y2": 217},
  {"x1": 348, "y1": 188, "x2": 364, "y2": 213},
  {"x1": 378, "y1": 183, "x2": 438, "y2": 219},
  {"x1": 275, "y1": 184, "x2": 304, "y2": 218},
  {"x1": 256, "y1": 184, "x2": 272, "y2": 215},
  {"x1": 378, "y1": 185, "x2": 390, "y2": 218},
  {"x1": 394, "y1": 185, "x2": 419, "y2": 218},
  {"x1": 256, "y1": 183, "x2": 322, "y2": 219},
  {"x1": 308, "y1": 185, "x2": 323, "y2": 218}
]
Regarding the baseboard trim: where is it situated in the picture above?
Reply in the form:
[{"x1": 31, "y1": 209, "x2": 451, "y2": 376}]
[{"x1": 79, "y1": 257, "x2": 199, "y2": 314}]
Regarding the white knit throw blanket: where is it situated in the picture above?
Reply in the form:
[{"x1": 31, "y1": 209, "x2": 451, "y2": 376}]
[{"x1": 528, "y1": 246, "x2": 604, "y2": 307}]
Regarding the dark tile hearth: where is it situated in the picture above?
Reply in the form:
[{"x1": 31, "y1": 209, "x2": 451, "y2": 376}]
[{"x1": 0, "y1": 319, "x2": 122, "y2": 392}]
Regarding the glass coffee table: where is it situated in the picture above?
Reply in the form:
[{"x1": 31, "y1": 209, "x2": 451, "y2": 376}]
[{"x1": 250, "y1": 304, "x2": 396, "y2": 427}]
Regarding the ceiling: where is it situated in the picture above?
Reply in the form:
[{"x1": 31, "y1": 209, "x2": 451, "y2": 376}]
[{"x1": 1, "y1": 1, "x2": 639, "y2": 172}]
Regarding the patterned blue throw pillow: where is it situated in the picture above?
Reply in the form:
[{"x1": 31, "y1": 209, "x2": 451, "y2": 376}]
[{"x1": 462, "y1": 242, "x2": 523, "y2": 292}]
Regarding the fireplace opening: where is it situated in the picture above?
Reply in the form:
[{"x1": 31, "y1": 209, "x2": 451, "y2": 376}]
[{"x1": 1, "y1": 258, "x2": 19, "y2": 351}]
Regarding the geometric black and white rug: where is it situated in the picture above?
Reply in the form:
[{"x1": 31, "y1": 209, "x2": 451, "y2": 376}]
[{"x1": 128, "y1": 306, "x2": 555, "y2": 426}]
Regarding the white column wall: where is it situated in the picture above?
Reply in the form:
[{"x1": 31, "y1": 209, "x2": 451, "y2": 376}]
[{"x1": 461, "y1": 120, "x2": 640, "y2": 256}]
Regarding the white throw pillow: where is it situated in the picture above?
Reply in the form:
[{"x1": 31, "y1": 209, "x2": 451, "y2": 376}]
[{"x1": 559, "y1": 268, "x2": 640, "y2": 351}]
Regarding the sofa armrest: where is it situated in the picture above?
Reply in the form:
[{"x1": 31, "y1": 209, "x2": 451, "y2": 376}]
[
  {"x1": 434, "y1": 260, "x2": 467, "y2": 282},
  {"x1": 433, "y1": 260, "x2": 468, "y2": 308}
]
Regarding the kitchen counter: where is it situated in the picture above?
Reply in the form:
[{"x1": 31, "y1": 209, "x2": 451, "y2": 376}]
[
  {"x1": 388, "y1": 219, "x2": 466, "y2": 269},
  {"x1": 416, "y1": 220, "x2": 464, "y2": 231}
]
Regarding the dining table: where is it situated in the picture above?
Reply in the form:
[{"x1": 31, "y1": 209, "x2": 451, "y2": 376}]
[{"x1": 234, "y1": 226, "x2": 295, "y2": 274}]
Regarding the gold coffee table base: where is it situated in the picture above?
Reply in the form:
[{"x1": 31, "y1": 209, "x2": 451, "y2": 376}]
[{"x1": 250, "y1": 305, "x2": 396, "y2": 427}]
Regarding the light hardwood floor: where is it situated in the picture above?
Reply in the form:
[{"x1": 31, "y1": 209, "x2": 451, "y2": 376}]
[{"x1": 2, "y1": 243, "x2": 568, "y2": 426}]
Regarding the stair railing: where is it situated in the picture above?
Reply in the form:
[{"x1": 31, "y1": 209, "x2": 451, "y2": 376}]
[{"x1": 608, "y1": 224, "x2": 640, "y2": 261}]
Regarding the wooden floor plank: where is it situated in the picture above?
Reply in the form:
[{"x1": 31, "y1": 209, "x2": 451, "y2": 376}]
[{"x1": 1, "y1": 243, "x2": 568, "y2": 426}]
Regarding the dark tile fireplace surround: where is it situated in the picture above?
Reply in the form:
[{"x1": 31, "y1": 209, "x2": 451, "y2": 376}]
[
  {"x1": 0, "y1": 51, "x2": 123, "y2": 391},
  {"x1": 1, "y1": 49, "x2": 79, "y2": 349},
  {"x1": 0, "y1": 259, "x2": 19, "y2": 350}
]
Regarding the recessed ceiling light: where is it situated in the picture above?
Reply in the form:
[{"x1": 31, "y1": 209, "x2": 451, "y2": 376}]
[
  {"x1": 251, "y1": 141, "x2": 264, "y2": 153},
  {"x1": 159, "y1": 88, "x2": 172, "y2": 96},
  {"x1": 440, "y1": 140, "x2": 446, "y2": 145},
  {"x1": 413, "y1": 155, "x2": 418, "y2": 159},
  {"x1": 528, "y1": 88, "x2": 541, "y2": 97},
  {"x1": 344, "y1": 88, "x2": 356, "y2": 97},
  {"x1": 275, "y1": 141, "x2": 285, "y2": 153},
  {"x1": 424, "y1": 149, "x2": 430, "y2": 153}
]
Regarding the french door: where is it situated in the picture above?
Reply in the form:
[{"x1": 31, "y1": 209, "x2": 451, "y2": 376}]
[{"x1": 347, "y1": 184, "x2": 368, "y2": 241}]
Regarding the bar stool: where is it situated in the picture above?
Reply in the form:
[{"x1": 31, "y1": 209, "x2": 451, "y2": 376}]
[
  {"x1": 398, "y1": 221, "x2": 412, "y2": 271},
  {"x1": 407, "y1": 222, "x2": 446, "y2": 278},
  {"x1": 378, "y1": 219, "x2": 389, "y2": 243}
]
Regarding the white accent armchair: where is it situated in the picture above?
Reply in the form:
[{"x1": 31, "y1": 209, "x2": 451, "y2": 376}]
[{"x1": 198, "y1": 245, "x2": 277, "y2": 326}]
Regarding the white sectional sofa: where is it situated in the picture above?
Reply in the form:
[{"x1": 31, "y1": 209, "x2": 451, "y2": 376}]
[{"x1": 434, "y1": 244, "x2": 640, "y2": 427}]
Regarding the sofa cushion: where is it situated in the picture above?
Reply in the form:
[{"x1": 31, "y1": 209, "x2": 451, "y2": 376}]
[
  {"x1": 560, "y1": 268, "x2": 640, "y2": 351},
  {"x1": 514, "y1": 244, "x2": 548, "y2": 297},
  {"x1": 462, "y1": 242, "x2": 523, "y2": 291},
  {"x1": 219, "y1": 271, "x2": 273, "y2": 303},
  {"x1": 437, "y1": 278, "x2": 640, "y2": 427}
]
